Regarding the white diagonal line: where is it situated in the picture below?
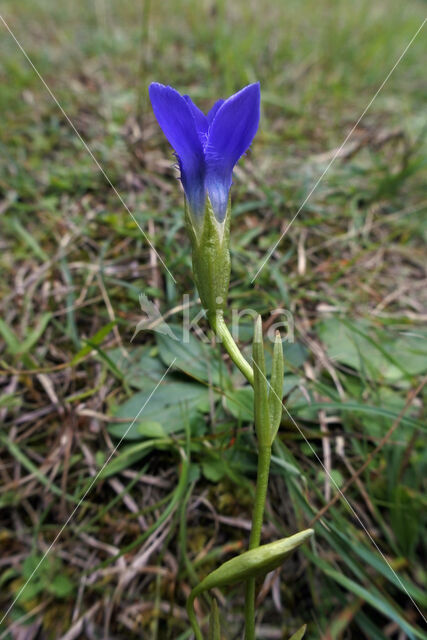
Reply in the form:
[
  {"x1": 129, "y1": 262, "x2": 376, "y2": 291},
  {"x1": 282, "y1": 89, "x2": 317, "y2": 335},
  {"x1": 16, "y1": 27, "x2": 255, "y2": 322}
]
[
  {"x1": 0, "y1": 14, "x2": 176, "y2": 284},
  {"x1": 251, "y1": 17, "x2": 427, "y2": 282},
  {"x1": 252, "y1": 358, "x2": 427, "y2": 625},
  {"x1": 0, "y1": 359, "x2": 176, "y2": 626}
]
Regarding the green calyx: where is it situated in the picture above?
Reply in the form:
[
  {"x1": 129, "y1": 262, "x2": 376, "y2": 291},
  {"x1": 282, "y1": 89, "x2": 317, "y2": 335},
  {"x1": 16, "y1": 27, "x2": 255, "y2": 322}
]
[{"x1": 185, "y1": 196, "x2": 231, "y2": 318}]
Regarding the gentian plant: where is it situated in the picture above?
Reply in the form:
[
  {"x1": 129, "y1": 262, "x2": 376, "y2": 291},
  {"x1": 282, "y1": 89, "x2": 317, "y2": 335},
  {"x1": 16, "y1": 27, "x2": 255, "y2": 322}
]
[{"x1": 149, "y1": 82, "x2": 313, "y2": 640}]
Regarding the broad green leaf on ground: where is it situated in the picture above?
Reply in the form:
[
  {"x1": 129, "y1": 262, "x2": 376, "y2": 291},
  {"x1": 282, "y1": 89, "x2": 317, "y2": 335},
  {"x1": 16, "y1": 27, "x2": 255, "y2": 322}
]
[
  {"x1": 285, "y1": 386, "x2": 317, "y2": 420},
  {"x1": 201, "y1": 446, "x2": 255, "y2": 484},
  {"x1": 357, "y1": 386, "x2": 422, "y2": 438},
  {"x1": 391, "y1": 332, "x2": 427, "y2": 376},
  {"x1": 108, "y1": 381, "x2": 212, "y2": 440},
  {"x1": 224, "y1": 387, "x2": 254, "y2": 421},
  {"x1": 317, "y1": 318, "x2": 427, "y2": 382},
  {"x1": 202, "y1": 459, "x2": 226, "y2": 482},
  {"x1": 283, "y1": 341, "x2": 309, "y2": 368},
  {"x1": 244, "y1": 341, "x2": 309, "y2": 373},
  {"x1": 156, "y1": 326, "x2": 224, "y2": 386},
  {"x1": 108, "y1": 346, "x2": 166, "y2": 391},
  {"x1": 282, "y1": 374, "x2": 301, "y2": 396}
]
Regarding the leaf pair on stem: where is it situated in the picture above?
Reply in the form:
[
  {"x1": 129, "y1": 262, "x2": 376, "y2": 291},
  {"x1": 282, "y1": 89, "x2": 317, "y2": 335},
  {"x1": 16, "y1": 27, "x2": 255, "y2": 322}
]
[{"x1": 187, "y1": 316, "x2": 313, "y2": 640}]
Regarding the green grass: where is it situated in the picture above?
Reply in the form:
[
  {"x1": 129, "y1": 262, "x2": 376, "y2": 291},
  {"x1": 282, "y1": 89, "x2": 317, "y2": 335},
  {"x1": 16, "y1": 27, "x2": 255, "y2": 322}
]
[{"x1": 0, "y1": 0, "x2": 426, "y2": 638}]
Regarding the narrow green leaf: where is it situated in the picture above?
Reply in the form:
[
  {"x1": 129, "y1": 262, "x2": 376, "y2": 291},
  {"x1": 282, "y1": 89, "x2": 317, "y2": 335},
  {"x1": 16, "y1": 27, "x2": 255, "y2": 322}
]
[
  {"x1": 0, "y1": 319, "x2": 21, "y2": 354},
  {"x1": 253, "y1": 315, "x2": 270, "y2": 447},
  {"x1": 269, "y1": 331, "x2": 284, "y2": 443},
  {"x1": 0, "y1": 314, "x2": 52, "y2": 356},
  {"x1": 291, "y1": 401, "x2": 423, "y2": 431},
  {"x1": 0, "y1": 432, "x2": 79, "y2": 504},
  {"x1": 60, "y1": 258, "x2": 80, "y2": 348},
  {"x1": 332, "y1": 528, "x2": 427, "y2": 607},
  {"x1": 308, "y1": 553, "x2": 425, "y2": 640},
  {"x1": 11, "y1": 218, "x2": 49, "y2": 261},
  {"x1": 208, "y1": 598, "x2": 221, "y2": 640},
  {"x1": 19, "y1": 312, "x2": 52, "y2": 355},
  {"x1": 71, "y1": 321, "x2": 116, "y2": 365},
  {"x1": 289, "y1": 624, "x2": 306, "y2": 640}
]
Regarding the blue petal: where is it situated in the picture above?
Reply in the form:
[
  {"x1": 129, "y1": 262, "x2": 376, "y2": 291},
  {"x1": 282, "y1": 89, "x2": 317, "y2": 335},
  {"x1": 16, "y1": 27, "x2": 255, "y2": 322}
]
[
  {"x1": 183, "y1": 95, "x2": 208, "y2": 145},
  {"x1": 205, "y1": 83, "x2": 260, "y2": 222},
  {"x1": 207, "y1": 99, "x2": 224, "y2": 126},
  {"x1": 149, "y1": 83, "x2": 206, "y2": 216},
  {"x1": 206, "y1": 84, "x2": 260, "y2": 169}
]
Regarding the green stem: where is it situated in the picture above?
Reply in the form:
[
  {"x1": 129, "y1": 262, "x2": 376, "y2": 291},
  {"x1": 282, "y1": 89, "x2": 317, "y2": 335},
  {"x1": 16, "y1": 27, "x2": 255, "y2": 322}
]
[
  {"x1": 244, "y1": 445, "x2": 272, "y2": 640},
  {"x1": 186, "y1": 592, "x2": 203, "y2": 640},
  {"x1": 208, "y1": 313, "x2": 254, "y2": 385},
  {"x1": 204, "y1": 313, "x2": 271, "y2": 639}
]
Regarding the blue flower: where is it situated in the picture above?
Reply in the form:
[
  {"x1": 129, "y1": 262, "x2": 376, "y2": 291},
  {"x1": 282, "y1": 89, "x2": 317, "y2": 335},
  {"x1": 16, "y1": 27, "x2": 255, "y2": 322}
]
[{"x1": 149, "y1": 82, "x2": 260, "y2": 223}]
